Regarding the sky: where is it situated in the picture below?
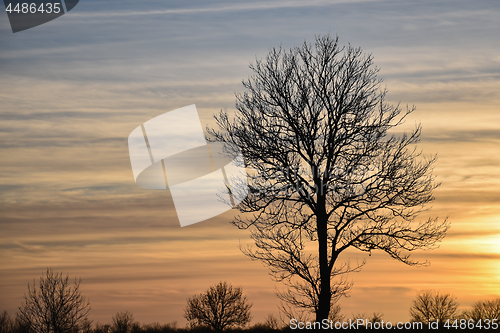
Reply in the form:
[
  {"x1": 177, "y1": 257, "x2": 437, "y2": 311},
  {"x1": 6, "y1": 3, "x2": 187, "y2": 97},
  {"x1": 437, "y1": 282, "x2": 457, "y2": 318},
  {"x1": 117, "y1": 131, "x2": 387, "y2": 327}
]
[{"x1": 1, "y1": 0, "x2": 500, "y2": 327}]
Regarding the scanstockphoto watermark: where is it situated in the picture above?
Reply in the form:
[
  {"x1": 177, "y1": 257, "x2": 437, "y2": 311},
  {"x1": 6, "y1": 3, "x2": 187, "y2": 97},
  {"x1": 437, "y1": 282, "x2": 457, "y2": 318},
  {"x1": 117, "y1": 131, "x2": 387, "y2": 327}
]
[
  {"x1": 3, "y1": 0, "x2": 79, "y2": 33},
  {"x1": 290, "y1": 318, "x2": 500, "y2": 330},
  {"x1": 290, "y1": 318, "x2": 423, "y2": 330},
  {"x1": 249, "y1": 165, "x2": 377, "y2": 198}
]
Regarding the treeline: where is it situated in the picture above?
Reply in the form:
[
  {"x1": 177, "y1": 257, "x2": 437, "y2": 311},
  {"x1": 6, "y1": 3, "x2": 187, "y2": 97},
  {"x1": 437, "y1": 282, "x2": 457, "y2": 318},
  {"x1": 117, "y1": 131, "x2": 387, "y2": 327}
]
[
  {"x1": 0, "y1": 269, "x2": 282, "y2": 333},
  {"x1": 2, "y1": 268, "x2": 500, "y2": 332},
  {"x1": 0, "y1": 311, "x2": 282, "y2": 333}
]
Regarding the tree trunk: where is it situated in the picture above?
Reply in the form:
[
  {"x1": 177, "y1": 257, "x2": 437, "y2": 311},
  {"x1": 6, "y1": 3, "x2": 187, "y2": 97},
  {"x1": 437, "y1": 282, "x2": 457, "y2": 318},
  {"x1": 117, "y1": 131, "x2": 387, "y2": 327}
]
[{"x1": 316, "y1": 198, "x2": 331, "y2": 323}]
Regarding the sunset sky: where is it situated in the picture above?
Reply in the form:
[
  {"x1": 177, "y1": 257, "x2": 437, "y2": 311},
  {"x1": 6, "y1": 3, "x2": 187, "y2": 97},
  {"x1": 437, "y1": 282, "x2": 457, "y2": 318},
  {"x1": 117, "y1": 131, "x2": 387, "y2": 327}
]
[{"x1": 1, "y1": 0, "x2": 500, "y2": 327}]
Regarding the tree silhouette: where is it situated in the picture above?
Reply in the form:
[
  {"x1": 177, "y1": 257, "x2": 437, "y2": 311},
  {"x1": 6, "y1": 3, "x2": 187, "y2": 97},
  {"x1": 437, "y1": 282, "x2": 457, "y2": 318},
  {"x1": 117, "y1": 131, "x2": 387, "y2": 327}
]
[
  {"x1": 184, "y1": 281, "x2": 252, "y2": 331},
  {"x1": 18, "y1": 268, "x2": 91, "y2": 333},
  {"x1": 94, "y1": 323, "x2": 111, "y2": 333},
  {"x1": 111, "y1": 311, "x2": 139, "y2": 333},
  {"x1": 462, "y1": 298, "x2": 500, "y2": 321},
  {"x1": 208, "y1": 34, "x2": 449, "y2": 322},
  {"x1": 409, "y1": 290, "x2": 459, "y2": 325},
  {"x1": 0, "y1": 311, "x2": 13, "y2": 333}
]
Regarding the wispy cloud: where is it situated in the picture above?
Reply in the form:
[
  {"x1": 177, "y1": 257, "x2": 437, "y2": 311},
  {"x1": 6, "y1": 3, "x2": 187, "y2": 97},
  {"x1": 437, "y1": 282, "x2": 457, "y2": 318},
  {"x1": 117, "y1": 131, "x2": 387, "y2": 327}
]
[{"x1": 68, "y1": 0, "x2": 384, "y2": 18}]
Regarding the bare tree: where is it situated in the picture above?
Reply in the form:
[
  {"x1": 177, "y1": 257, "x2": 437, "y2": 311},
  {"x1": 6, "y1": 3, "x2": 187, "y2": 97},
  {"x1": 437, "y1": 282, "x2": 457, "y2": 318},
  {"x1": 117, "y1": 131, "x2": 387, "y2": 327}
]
[
  {"x1": 328, "y1": 305, "x2": 344, "y2": 323},
  {"x1": 0, "y1": 311, "x2": 13, "y2": 333},
  {"x1": 94, "y1": 323, "x2": 111, "y2": 333},
  {"x1": 249, "y1": 314, "x2": 284, "y2": 331},
  {"x1": 350, "y1": 311, "x2": 384, "y2": 325},
  {"x1": 111, "y1": 311, "x2": 139, "y2": 333},
  {"x1": 462, "y1": 298, "x2": 500, "y2": 321},
  {"x1": 208, "y1": 34, "x2": 449, "y2": 321},
  {"x1": 262, "y1": 314, "x2": 282, "y2": 330},
  {"x1": 80, "y1": 319, "x2": 93, "y2": 333},
  {"x1": 409, "y1": 290, "x2": 459, "y2": 325},
  {"x1": 184, "y1": 281, "x2": 252, "y2": 331},
  {"x1": 18, "y1": 268, "x2": 91, "y2": 333}
]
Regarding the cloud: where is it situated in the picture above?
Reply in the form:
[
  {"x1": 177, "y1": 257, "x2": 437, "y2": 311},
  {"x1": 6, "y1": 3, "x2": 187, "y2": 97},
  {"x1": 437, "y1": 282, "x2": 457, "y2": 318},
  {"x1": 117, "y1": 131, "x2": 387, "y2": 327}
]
[
  {"x1": 422, "y1": 129, "x2": 500, "y2": 143},
  {"x1": 67, "y1": 0, "x2": 384, "y2": 18}
]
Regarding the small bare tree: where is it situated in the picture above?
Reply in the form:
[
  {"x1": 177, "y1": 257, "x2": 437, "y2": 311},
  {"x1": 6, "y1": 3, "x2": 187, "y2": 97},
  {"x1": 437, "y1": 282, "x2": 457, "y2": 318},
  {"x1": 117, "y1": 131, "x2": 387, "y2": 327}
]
[
  {"x1": 94, "y1": 323, "x2": 111, "y2": 333},
  {"x1": 184, "y1": 281, "x2": 252, "y2": 331},
  {"x1": 263, "y1": 314, "x2": 282, "y2": 330},
  {"x1": 111, "y1": 311, "x2": 138, "y2": 333},
  {"x1": 0, "y1": 311, "x2": 13, "y2": 333},
  {"x1": 18, "y1": 268, "x2": 91, "y2": 333},
  {"x1": 462, "y1": 298, "x2": 500, "y2": 321},
  {"x1": 208, "y1": 34, "x2": 449, "y2": 322},
  {"x1": 410, "y1": 290, "x2": 459, "y2": 325},
  {"x1": 350, "y1": 311, "x2": 384, "y2": 325}
]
